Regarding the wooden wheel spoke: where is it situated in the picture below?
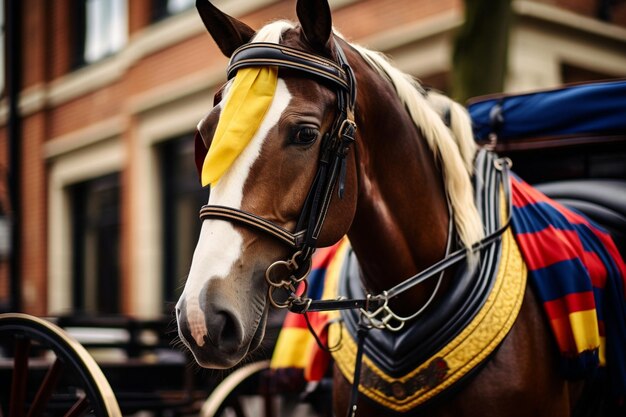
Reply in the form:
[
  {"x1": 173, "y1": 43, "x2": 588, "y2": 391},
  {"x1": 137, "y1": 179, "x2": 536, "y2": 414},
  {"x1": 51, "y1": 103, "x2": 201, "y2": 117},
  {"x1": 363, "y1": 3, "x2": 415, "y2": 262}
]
[
  {"x1": 9, "y1": 337, "x2": 32, "y2": 417},
  {"x1": 63, "y1": 395, "x2": 89, "y2": 417},
  {"x1": 26, "y1": 357, "x2": 64, "y2": 417}
]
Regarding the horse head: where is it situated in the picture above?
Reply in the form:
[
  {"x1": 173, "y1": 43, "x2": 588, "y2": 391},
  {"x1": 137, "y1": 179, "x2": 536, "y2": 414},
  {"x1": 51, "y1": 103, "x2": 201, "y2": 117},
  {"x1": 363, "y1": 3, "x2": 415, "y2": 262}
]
[{"x1": 176, "y1": 0, "x2": 359, "y2": 368}]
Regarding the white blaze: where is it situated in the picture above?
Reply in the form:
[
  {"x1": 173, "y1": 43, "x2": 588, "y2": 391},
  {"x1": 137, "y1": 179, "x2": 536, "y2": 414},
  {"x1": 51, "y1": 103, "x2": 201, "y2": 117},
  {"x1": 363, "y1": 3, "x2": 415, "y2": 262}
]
[{"x1": 179, "y1": 80, "x2": 292, "y2": 346}]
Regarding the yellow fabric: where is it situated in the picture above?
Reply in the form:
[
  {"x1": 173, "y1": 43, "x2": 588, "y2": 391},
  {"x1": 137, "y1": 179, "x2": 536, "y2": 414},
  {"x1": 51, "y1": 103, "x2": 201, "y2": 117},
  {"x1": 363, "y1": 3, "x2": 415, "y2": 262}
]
[
  {"x1": 569, "y1": 310, "x2": 601, "y2": 356},
  {"x1": 201, "y1": 66, "x2": 278, "y2": 186},
  {"x1": 600, "y1": 336, "x2": 606, "y2": 366},
  {"x1": 271, "y1": 327, "x2": 314, "y2": 369}
]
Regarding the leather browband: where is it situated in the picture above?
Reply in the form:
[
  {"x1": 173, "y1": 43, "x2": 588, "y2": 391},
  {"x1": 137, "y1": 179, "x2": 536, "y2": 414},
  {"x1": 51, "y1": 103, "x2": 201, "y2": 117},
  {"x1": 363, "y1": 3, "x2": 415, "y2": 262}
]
[{"x1": 227, "y1": 42, "x2": 350, "y2": 91}]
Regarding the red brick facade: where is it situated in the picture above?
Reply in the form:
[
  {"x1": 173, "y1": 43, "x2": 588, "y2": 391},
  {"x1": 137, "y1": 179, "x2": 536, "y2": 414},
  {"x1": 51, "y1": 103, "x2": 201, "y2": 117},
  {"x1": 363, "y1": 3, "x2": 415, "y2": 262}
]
[{"x1": 1, "y1": 0, "x2": 625, "y2": 315}]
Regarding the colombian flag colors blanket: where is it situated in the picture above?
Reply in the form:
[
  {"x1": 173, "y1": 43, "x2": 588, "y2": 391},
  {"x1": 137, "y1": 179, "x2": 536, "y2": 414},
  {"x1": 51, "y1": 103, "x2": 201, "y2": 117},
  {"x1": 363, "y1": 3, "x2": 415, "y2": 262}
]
[
  {"x1": 270, "y1": 176, "x2": 626, "y2": 399},
  {"x1": 510, "y1": 174, "x2": 626, "y2": 398}
]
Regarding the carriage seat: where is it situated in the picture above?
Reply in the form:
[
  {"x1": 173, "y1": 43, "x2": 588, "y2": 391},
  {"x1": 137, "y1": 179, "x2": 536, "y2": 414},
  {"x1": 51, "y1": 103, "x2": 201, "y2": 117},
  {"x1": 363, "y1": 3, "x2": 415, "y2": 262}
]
[{"x1": 535, "y1": 179, "x2": 626, "y2": 259}]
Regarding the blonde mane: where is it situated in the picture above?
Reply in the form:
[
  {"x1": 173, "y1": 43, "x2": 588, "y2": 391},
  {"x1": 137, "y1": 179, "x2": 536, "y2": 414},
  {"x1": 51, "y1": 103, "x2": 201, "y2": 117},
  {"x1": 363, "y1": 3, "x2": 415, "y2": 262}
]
[
  {"x1": 348, "y1": 43, "x2": 484, "y2": 249},
  {"x1": 252, "y1": 21, "x2": 484, "y2": 249}
]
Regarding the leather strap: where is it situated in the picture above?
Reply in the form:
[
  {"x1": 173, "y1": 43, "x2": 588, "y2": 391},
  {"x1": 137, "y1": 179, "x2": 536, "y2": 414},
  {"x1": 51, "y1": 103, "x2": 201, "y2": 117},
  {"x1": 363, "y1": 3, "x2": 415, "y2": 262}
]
[
  {"x1": 199, "y1": 205, "x2": 307, "y2": 248},
  {"x1": 228, "y1": 42, "x2": 350, "y2": 91},
  {"x1": 289, "y1": 296, "x2": 383, "y2": 314}
]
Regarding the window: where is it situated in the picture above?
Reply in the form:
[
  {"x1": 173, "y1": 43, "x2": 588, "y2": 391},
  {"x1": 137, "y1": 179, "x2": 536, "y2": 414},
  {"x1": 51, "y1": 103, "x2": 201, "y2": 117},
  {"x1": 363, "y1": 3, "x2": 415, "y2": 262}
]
[
  {"x1": 151, "y1": 0, "x2": 194, "y2": 22},
  {"x1": 70, "y1": 174, "x2": 121, "y2": 314},
  {"x1": 159, "y1": 135, "x2": 208, "y2": 309},
  {"x1": 561, "y1": 63, "x2": 614, "y2": 84},
  {"x1": 70, "y1": 0, "x2": 128, "y2": 68}
]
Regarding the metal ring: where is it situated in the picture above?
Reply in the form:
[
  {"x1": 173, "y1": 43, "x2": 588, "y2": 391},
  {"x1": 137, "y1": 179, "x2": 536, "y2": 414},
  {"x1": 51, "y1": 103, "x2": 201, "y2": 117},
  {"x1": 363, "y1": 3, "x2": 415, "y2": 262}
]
[
  {"x1": 268, "y1": 285, "x2": 296, "y2": 309},
  {"x1": 494, "y1": 157, "x2": 512, "y2": 171},
  {"x1": 265, "y1": 259, "x2": 297, "y2": 288}
]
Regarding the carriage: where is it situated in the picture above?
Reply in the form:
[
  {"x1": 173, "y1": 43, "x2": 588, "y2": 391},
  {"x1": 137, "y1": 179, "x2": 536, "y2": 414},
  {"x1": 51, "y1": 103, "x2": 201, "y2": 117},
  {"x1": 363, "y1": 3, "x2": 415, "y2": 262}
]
[{"x1": 2, "y1": 0, "x2": 625, "y2": 415}]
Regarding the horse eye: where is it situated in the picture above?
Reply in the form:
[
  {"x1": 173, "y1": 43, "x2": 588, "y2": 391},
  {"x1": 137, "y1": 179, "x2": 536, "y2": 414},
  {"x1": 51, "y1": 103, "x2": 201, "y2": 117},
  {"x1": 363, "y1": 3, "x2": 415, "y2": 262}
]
[{"x1": 291, "y1": 127, "x2": 319, "y2": 145}]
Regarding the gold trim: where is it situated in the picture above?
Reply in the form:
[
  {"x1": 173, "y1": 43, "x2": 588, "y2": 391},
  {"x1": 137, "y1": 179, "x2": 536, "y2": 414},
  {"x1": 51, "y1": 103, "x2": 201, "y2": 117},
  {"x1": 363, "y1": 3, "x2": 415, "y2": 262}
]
[{"x1": 329, "y1": 226, "x2": 527, "y2": 412}]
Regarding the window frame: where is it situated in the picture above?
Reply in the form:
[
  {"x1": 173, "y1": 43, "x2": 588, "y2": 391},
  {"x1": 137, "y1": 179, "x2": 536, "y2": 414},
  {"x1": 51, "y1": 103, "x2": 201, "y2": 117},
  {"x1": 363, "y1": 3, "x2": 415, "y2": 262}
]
[
  {"x1": 69, "y1": 0, "x2": 128, "y2": 69},
  {"x1": 70, "y1": 173, "x2": 122, "y2": 315}
]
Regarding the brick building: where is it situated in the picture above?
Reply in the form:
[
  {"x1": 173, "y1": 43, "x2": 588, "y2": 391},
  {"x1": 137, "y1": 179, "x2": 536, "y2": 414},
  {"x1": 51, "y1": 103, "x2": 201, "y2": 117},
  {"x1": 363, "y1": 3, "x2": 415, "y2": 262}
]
[{"x1": 1, "y1": 0, "x2": 625, "y2": 317}]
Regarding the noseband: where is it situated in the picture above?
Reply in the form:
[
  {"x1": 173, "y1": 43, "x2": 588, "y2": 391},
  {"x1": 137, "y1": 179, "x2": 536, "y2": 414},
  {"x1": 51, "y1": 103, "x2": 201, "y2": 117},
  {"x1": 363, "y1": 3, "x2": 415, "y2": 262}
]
[{"x1": 199, "y1": 40, "x2": 358, "y2": 306}]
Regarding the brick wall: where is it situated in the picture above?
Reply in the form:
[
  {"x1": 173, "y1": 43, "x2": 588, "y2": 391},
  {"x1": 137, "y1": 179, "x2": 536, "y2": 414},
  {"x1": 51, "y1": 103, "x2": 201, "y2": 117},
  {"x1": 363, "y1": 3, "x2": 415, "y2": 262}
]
[
  {"x1": 50, "y1": 0, "x2": 72, "y2": 81},
  {"x1": 21, "y1": 0, "x2": 48, "y2": 89},
  {"x1": 20, "y1": 113, "x2": 47, "y2": 315}
]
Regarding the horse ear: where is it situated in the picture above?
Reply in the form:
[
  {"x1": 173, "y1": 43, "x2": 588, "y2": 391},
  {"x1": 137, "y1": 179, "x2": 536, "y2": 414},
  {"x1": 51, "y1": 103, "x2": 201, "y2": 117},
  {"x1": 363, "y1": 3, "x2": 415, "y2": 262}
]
[
  {"x1": 196, "y1": 0, "x2": 256, "y2": 57},
  {"x1": 296, "y1": 0, "x2": 333, "y2": 51}
]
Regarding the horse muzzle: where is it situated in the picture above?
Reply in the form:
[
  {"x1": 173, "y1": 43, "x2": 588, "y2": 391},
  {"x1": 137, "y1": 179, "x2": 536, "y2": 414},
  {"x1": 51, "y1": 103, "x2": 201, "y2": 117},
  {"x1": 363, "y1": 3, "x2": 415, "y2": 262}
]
[
  {"x1": 175, "y1": 279, "x2": 268, "y2": 369},
  {"x1": 176, "y1": 302, "x2": 244, "y2": 368}
]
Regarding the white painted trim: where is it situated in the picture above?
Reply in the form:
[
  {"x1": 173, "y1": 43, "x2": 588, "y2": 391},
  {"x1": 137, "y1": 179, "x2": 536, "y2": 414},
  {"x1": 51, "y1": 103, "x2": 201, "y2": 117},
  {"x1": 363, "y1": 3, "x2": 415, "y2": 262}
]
[
  {"x1": 127, "y1": 68, "x2": 224, "y2": 114},
  {"x1": 47, "y1": 136, "x2": 126, "y2": 314},
  {"x1": 19, "y1": 85, "x2": 47, "y2": 116},
  {"x1": 513, "y1": 0, "x2": 626, "y2": 42},
  {"x1": 44, "y1": 116, "x2": 128, "y2": 159},
  {"x1": 131, "y1": 86, "x2": 214, "y2": 317},
  {"x1": 507, "y1": 3, "x2": 626, "y2": 92},
  {"x1": 359, "y1": 10, "x2": 462, "y2": 78},
  {"x1": 356, "y1": 9, "x2": 462, "y2": 53},
  {"x1": 47, "y1": 56, "x2": 128, "y2": 107},
  {"x1": 330, "y1": 0, "x2": 361, "y2": 9}
]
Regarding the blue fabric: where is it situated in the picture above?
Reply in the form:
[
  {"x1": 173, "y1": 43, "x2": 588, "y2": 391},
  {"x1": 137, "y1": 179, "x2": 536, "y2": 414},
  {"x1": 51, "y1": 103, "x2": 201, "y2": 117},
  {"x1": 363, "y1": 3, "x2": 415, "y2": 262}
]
[{"x1": 468, "y1": 79, "x2": 626, "y2": 141}]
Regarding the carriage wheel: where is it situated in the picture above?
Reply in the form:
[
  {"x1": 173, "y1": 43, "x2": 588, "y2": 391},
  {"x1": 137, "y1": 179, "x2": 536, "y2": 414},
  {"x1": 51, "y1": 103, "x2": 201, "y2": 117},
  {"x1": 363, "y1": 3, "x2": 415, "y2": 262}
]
[
  {"x1": 201, "y1": 360, "x2": 273, "y2": 417},
  {"x1": 0, "y1": 313, "x2": 122, "y2": 417},
  {"x1": 201, "y1": 360, "x2": 330, "y2": 417}
]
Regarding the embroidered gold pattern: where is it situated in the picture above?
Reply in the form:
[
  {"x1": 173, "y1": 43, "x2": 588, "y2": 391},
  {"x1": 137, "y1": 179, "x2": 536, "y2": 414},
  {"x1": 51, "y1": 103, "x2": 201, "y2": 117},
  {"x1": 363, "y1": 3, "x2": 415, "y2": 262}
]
[{"x1": 329, "y1": 225, "x2": 527, "y2": 412}]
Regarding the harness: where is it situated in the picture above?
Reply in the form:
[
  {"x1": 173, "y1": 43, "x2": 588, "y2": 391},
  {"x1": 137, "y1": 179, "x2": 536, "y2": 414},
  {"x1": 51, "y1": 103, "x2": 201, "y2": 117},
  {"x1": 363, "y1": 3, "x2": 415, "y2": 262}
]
[
  {"x1": 197, "y1": 38, "x2": 515, "y2": 416},
  {"x1": 330, "y1": 151, "x2": 526, "y2": 411}
]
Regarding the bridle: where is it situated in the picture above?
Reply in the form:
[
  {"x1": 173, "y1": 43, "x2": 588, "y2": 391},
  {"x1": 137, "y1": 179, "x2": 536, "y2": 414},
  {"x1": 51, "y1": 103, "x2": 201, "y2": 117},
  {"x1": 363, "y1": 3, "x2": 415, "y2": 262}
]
[{"x1": 199, "y1": 39, "x2": 358, "y2": 307}]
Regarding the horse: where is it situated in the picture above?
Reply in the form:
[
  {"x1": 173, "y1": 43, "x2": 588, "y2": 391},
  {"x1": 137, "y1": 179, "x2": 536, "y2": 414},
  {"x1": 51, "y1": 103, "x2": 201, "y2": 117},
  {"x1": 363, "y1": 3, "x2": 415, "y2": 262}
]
[{"x1": 176, "y1": 1, "x2": 626, "y2": 415}]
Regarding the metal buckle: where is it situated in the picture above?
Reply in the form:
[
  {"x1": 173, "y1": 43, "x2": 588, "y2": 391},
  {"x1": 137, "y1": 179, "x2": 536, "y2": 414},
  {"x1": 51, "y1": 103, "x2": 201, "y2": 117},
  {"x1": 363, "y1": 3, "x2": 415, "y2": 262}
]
[
  {"x1": 359, "y1": 292, "x2": 406, "y2": 332},
  {"x1": 339, "y1": 119, "x2": 357, "y2": 142},
  {"x1": 265, "y1": 251, "x2": 312, "y2": 309},
  {"x1": 494, "y1": 157, "x2": 512, "y2": 171}
]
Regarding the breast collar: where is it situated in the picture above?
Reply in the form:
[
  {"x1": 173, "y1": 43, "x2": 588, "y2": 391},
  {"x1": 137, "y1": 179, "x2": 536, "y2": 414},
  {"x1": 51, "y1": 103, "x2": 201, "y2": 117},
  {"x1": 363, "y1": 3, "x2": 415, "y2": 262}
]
[{"x1": 328, "y1": 150, "x2": 528, "y2": 412}]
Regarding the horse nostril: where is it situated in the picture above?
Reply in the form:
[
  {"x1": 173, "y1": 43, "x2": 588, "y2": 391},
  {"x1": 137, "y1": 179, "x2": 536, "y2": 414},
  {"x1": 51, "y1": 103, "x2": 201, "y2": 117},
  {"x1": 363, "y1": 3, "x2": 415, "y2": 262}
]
[{"x1": 209, "y1": 309, "x2": 244, "y2": 353}]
